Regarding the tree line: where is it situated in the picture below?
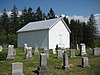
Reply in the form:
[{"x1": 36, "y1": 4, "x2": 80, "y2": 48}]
[{"x1": 0, "y1": 5, "x2": 99, "y2": 48}]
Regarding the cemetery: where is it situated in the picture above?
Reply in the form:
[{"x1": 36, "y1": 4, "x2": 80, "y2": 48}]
[{"x1": 0, "y1": 46, "x2": 100, "y2": 75}]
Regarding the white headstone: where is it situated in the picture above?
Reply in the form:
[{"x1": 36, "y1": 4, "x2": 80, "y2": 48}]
[
  {"x1": 70, "y1": 49, "x2": 76, "y2": 58},
  {"x1": 77, "y1": 44, "x2": 79, "y2": 50},
  {"x1": 57, "y1": 50, "x2": 63, "y2": 58},
  {"x1": 53, "y1": 48, "x2": 56, "y2": 54},
  {"x1": 80, "y1": 43, "x2": 87, "y2": 56},
  {"x1": 82, "y1": 57, "x2": 90, "y2": 68},
  {"x1": 24, "y1": 43, "x2": 27, "y2": 52},
  {"x1": 26, "y1": 47, "x2": 32, "y2": 59},
  {"x1": 6, "y1": 45, "x2": 14, "y2": 60},
  {"x1": 44, "y1": 47, "x2": 49, "y2": 57},
  {"x1": 0, "y1": 46, "x2": 3, "y2": 52},
  {"x1": 34, "y1": 44, "x2": 39, "y2": 55},
  {"x1": 12, "y1": 62, "x2": 24, "y2": 75}
]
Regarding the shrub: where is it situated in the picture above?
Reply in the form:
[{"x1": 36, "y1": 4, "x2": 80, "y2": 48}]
[{"x1": 0, "y1": 52, "x2": 7, "y2": 61}]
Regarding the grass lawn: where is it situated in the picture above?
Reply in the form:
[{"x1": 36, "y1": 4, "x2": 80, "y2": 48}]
[{"x1": 0, "y1": 48, "x2": 100, "y2": 75}]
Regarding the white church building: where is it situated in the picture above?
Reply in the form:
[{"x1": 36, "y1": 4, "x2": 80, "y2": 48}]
[{"x1": 17, "y1": 17, "x2": 71, "y2": 49}]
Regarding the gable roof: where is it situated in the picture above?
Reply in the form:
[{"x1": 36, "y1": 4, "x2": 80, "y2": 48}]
[{"x1": 17, "y1": 17, "x2": 71, "y2": 33}]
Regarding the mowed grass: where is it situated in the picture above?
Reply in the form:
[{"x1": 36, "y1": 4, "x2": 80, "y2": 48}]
[{"x1": 0, "y1": 48, "x2": 100, "y2": 75}]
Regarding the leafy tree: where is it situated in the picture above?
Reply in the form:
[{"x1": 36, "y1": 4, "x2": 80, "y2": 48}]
[{"x1": 47, "y1": 8, "x2": 56, "y2": 19}]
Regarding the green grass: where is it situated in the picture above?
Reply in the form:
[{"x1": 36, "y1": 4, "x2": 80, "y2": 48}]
[{"x1": 0, "y1": 48, "x2": 100, "y2": 75}]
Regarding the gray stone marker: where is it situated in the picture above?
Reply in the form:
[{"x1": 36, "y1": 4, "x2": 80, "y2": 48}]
[
  {"x1": 24, "y1": 43, "x2": 27, "y2": 52},
  {"x1": 93, "y1": 47, "x2": 100, "y2": 56},
  {"x1": 12, "y1": 62, "x2": 24, "y2": 75},
  {"x1": 80, "y1": 43, "x2": 87, "y2": 56},
  {"x1": 57, "y1": 49, "x2": 63, "y2": 58},
  {"x1": 70, "y1": 49, "x2": 76, "y2": 58},
  {"x1": 34, "y1": 44, "x2": 39, "y2": 55},
  {"x1": 26, "y1": 47, "x2": 32, "y2": 59},
  {"x1": 6, "y1": 45, "x2": 14, "y2": 60},
  {"x1": 0, "y1": 46, "x2": 3, "y2": 52},
  {"x1": 77, "y1": 44, "x2": 79, "y2": 50},
  {"x1": 82, "y1": 57, "x2": 90, "y2": 68},
  {"x1": 44, "y1": 47, "x2": 49, "y2": 57},
  {"x1": 38, "y1": 53, "x2": 48, "y2": 74},
  {"x1": 53, "y1": 48, "x2": 56, "y2": 54},
  {"x1": 62, "y1": 51, "x2": 70, "y2": 71},
  {"x1": 3, "y1": 45, "x2": 8, "y2": 49}
]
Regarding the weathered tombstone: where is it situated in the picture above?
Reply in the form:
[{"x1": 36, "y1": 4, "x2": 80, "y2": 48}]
[
  {"x1": 77, "y1": 44, "x2": 79, "y2": 50},
  {"x1": 6, "y1": 45, "x2": 14, "y2": 60},
  {"x1": 44, "y1": 47, "x2": 49, "y2": 57},
  {"x1": 26, "y1": 47, "x2": 32, "y2": 59},
  {"x1": 12, "y1": 62, "x2": 24, "y2": 75},
  {"x1": 80, "y1": 43, "x2": 87, "y2": 56},
  {"x1": 57, "y1": 49, "x2": 63, "y2": 58},
  {"x1": 70, "y1": 49, "x2": 76, "y2": 58},
  {"x1": 3, "y1": 45, "x2": 8, "y2": 49},
  {"x1": 0, "y1": 46, "x2": 3, "y2": 52},
  {"x1": 62, "y1": 51, "x2": 70, "y2": 71},
  {"x1": 24, "y1": 43, "x2": 27, "y2": 52},
  {"x1": 13, "y1": 49, "x2": 16, "y2": 56},
  {"x1": 38, "y1": 53, "x2": 48, "y2": 74},
  {"x1": 82, "y1": 57, "x2": 90, "y2": 68},
  {"x1": 93, "y1": 47, "x2": 100, "y2": 56},
  {"x1": 34, "y1": 44, "x2": 39, "y2": 55},
  {"x1": 53, "y1": 48, "x2": 56, "y2": 54}
]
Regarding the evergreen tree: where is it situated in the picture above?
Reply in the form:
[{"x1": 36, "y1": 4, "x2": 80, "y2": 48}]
[
  {"x1": 10, "y1": 5, "x2": 20, "y2": 34},
  {"x1": 0, "y1": 9, "x2": 10, "y2": 34},
  {"x1": 34, "y1": 6, "x2": 43, "y2": 21},
  {"x1": 19, "y1": 7, "x2": 28, "y2": 27},
  {"x1": 87, "y1": 14, "x2": 98, "y2": 47},
  {"x1": 26, "y1": 7, "x2": 34, "y2": 22},
  {"x1": 47, "y1": 8, "x2": 56, "y2": 19}
]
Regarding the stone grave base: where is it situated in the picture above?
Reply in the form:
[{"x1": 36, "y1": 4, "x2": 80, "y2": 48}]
[
  {"x1": 62, "y1": 66, "x2": 70, "y2": 72},
  {"x1": 38, "y1": 66, "x2": 48, "y2": 75}
]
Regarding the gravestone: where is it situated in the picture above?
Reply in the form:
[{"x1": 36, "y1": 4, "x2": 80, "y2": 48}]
[
  {"x1": 3, "y1": 45, "x2": 8, "y2": 49},
  {"x1": 13, "y1": 49, "x2": 16, "y2": 56},
  {"x1": 6, "y1": 45, "x2": 14, "y2": 60},
  {"x1": 44, "y1": 47, "x2": 49, "y2": 57},
  {"x1": 77, "y1": 44, "x2": 79, "y2": 50},
  {"x1": 93, "y1": 47, "x2": 100, "y2": 56},
  {"x1": 57, "y1": 49, "x2": 63, "y2": 58},
  {"x1": 62, "y1": 51, "x2": 70, "y2": 71},
  {"x1": 53, "y1": 48, "x2": 56, "y2": 54},
  {"x1": 24, "y1": 43, "x2": 27, "y2": 52},
  {"x1": 80, "y1": 43, "x2": 87, "y2": 56},
  {"x1": 82, "y1": 57, "x2": 90, "y2": 68},
  {"x1": 34, "y1": 44, "x2": 39, "y2": 55},
  {"x1": 0, "y1": 46, "x2": 3, "y2": 52},
  {"x1": 70, "y1": 49, "x2": 76, "y2": 58},
  {"x1": 26, "y1": 47, "x2": 32, "y2": 59},
  {"x1": 12, "y1": 62, "x2": 24, "y2": 75},
  {"x1": 38, "y1": 53, "x2": 48, "y2": 74}
]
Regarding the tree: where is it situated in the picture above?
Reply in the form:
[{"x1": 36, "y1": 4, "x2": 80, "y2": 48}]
[
  {"x1": 87, "y1": 14, "x2": 98, "y2": 47},
  {"x1": 26, "y1": 7, "x2": 34, "y2": 22},
  {"x1": 10, "y1": 5, "x2": 20, "y2": 34},
  {"x1": 19, "y1": 7, "x2": 28, "y2": 28},
  {"x1": 0, "y1": 9, "x2": 10, "y2": 45},
  {"x1": 47, "y1": 8, "x2": 56, "y2": 19},
  {"x1": 34, "y1": 6, "x2": 43, "y2": 21},
  {"x1": 0, "y1": 9, "x2": 10, "y2": 34}
]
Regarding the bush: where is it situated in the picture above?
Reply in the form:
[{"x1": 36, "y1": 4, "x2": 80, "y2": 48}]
[{"x1": 0, "y1": 52, "x2": 7, "y2": 61}]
